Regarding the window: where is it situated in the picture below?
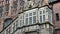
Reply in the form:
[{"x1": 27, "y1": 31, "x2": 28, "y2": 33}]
[
  {"x1": 0, "y1": 6, "x2": 3, "y2": 18},
  {"x1": 29, "y1": 13, "x2": 32, "y2": 16},
  {"x1": 13, "y1": 0, "x2": 18, "y2": 10},
  {"x1": 48, "y1": 15, "x2": 51, "y2": 22},
  {"x1": 25, "y1": 14, "x2": 28, "y2": 17},
  {"x1": 5, "y1": 0, "x2": 9, "y2": 11},
  {"x1": 6, "y1": 29, "x2": 9, "y2": 34},
  {"x1": 29, "y1": 17, "x2": 32, "y2": 24},
  {"x1": 9, "y1": 27, "x2": 11, "y2": 34},
  {"x1": 39, "y1": 9, "x2": 46, "y2": 23},
  {"x1": 43, "y1": 15, "x2": 45, "y2": 22},
  {"x1": 16, "y1": 20, "x2": 18, "y2": 28},
  {"x1": 41, "y1": 0, "x2": 44, "y2": 6},
  {"x1": 20, "y1": 0, "x2": 24, "y2": 6},
  {"x1": 33, "y1": 16, "x2": 36, "y2": 23},
  {"x1": 40, "y1": 11, "x2": 42, "y2": 14},
  {"x1": 56, "y1": 13, "x2": 59, "y2": 21},
  {"x1": 20, "y1": 15, "x2": 23, "y2": 27},
  {"x1": 13, "y1": 23, "x2": 16, "y2": 31},
  {"x1": 33, "y1": 12, "x2": 36, "y2": 15},
  {"x1": 40, "y1": 16, "x2": 42, "y2": 22},
  {"x1": 25, "y1": 13, "x2": 29, "y2": 25},
  {"x1": 25, "y1": 18, "x2": 28, "y2": 25},
  {"x1": 6, "y1": 4, "x2": 9, "y2": 11},
  {"x1": 43, "y1": 10, "x2": 45, "y2": 13},
  {"x1": 24, "y1": 11, "x2": 37, "y2": 25},
  {"x1": 0, "y1": 13, "x2": 2, "y2": 18},
  {"x1": 0, "y1": 6, "x2": 3, "y2": 13}
]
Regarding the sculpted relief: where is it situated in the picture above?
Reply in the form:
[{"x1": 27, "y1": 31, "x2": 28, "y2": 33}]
[{"x1": 20, "y1": 0, "x2": 48, "y2": 10}]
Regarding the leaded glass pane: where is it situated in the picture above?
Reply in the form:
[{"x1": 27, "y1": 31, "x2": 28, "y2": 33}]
[
  {"x1": 26, "y1": 18, "x2": 28, "y2": 25},
  {"x1": 40, "y1": 11, "x2": 42, "y2": 14},
  {"x1": 29, "y1": 17, "x2": 32, "y2": 24},
  {"x1": 33, "y1": 12, "x2": 36, "y2": 15},
  {"x1": 29, "y1": 13, "x2": 32, "y2": 16},
  {"x1": 40, "y1": 16, "x2": 42, "y2": 23},
  {"x1": 33, "y1": 16, "x2": 36, "y2": 23},
  {"x1": 43, "y1": 15, "x2": 45, "y2": 22}
]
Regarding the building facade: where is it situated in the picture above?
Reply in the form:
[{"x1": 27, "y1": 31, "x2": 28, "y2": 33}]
[
  {"x1": 0, "y1": 0, "x2": 56, "y2": 34},
  {"x1": 0, "y1": 0, "x2": 54, "y2": 34},
  {"x1": 0, "y1": 6, "x2": 53, "y2": 34},
  {"x1": 52, "y1": 0, "x2": 60, "y2": 34},
  {"x1": 0, "y1": 0, "x2": 4, "y2": 32},
  {"x1": 0, "y1": 0, "x2": 19, "y2": 32}
]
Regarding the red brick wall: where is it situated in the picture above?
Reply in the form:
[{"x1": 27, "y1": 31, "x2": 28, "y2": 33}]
[
  {"x1": 55, "y1": 30, "x2": 60, "y2": 34},
  {"x1": 53, "y1": 2, "x2": 60, "y2": 27},
  {"x1": 53, "y1": 2, "x2": 60, "y2": 34}
]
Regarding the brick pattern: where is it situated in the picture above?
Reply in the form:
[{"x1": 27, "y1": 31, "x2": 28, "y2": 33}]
[
  {"x1": 53, "y1": 2, "x2": 60, "y2": 34},
  {"x1": 53, "y1": 2, "x2": 60, "y2": 27}
]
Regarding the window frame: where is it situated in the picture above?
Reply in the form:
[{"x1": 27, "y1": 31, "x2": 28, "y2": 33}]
[
  {"x1": 19, "y1": 14, "x2": 23, "y2": 27},
  {"x1": 39, "y1": 8, "x2": 46, "y2": 23},
  {"x1": 56, "y1": 13, "x2": 59, "y2": 21},
  {"x1": 24, "y1": 8, "x2": 37, "y2": 25}
]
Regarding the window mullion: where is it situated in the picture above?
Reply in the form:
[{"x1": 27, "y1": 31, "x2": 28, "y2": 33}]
[
  {"x1": 28, "y1": 13, "x2": 29, "y2": 25},
  {"x1": 32, "y1": 12, "x2": 33, "y2": 24}
]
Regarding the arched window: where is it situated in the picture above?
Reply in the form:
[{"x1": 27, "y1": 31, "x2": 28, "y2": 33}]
[{"x1": 3, "y1": 18, "x2": 12, "y2": 28}]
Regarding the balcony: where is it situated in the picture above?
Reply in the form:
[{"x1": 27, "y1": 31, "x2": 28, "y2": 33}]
[{"x1": 18, "y1": 6, "x2": 53, "y2": 28}]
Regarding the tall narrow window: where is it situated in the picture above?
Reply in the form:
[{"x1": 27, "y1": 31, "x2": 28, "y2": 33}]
[
  {"x1": 39, "y1": 8, "x2": 46, "y2": 23},
  {"x1": 26, "y1": 18, "x2": 28, "y2": 25},
  {"x1": 40, "y1": 16, "x2": 42, "y2": 22},
  {"x1": 43, "y1": 15, "x2": 45, "y2": 22},
  {"x1": 56, "y1": 13, "x2": 59, "y2": 21},
  {"x1": 13, "y1": 0, "x2": 18, "y2": 10},
  {"x1": 13, "y1": 23, "x2": 16, "y2": 31},
  {"x1": 0, "y1": 6, "x2": 3, "y2": 18},
  {"x1": 20, "y1": 0, "x2": 24, "y2": 6},
  {"x1": 0, "y1": 13, "x2": 2, "y2": 18},
  {"x1": 33, "y1": 12, "x2": 36, "y2": 15},
  {"x1": 29, "y1": 17, "x2": 32, "y2": 24},
  {"x1": 33, "y1": 16, "x2": 36, "y2": 23},
  {"x1": 20, "y1": 16, "x2": 23, "y2": 27},
  {"x1": 16, "y1": 20, "x2": 18, "y2": 28},
  {"x1": 25, "y1": 13, "x2": 28, "y2": 25},
  {"x1": 40, "y1": 11, "x2": 42, "y2": 14},
  {"x1": 9, "y1": 27, "x2": 11, "y2": 34},
  {"x1": 6, "y1": 0, "x2": 9, "y2": 11},
  {"x1": 6, "y1": 29, "x2": 9, "y2": 34},
  {"x1": 29, "y1": 13, "x2": 32, "y2": 24},
  {"x1": 6, "y1": 4, "x2": 9, "y2": 11}
]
